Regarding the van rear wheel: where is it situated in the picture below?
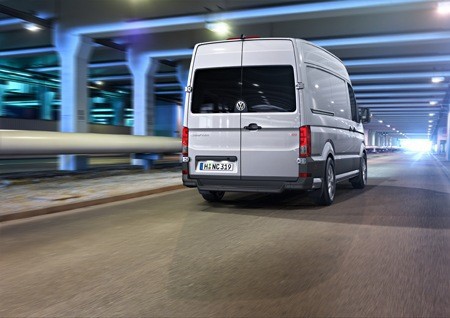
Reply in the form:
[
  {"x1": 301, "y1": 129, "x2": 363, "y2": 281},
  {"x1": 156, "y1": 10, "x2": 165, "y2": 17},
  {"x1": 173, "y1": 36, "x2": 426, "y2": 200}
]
[
  {"x1": 351, "y1": 155, "x2": 367, "y2": 189},
  {"x1": 314, "y1": 157, "x2": 336, "y2": 206},
  {"x1": 199, "y1": 190, "x2": 225, "y2": 202}
]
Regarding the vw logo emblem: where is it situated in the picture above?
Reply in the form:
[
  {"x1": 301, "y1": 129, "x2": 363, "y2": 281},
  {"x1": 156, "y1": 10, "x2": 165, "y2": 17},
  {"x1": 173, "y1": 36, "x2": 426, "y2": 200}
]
[{"x1": 236, "y1": 100, "x2": 246, "y2": 111}]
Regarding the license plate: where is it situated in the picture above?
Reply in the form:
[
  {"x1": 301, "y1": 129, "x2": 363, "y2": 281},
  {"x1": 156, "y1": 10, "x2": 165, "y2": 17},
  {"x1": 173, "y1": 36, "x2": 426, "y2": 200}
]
[{"x1": 197, "y1": 161, "x2": 236, "y2": 172}]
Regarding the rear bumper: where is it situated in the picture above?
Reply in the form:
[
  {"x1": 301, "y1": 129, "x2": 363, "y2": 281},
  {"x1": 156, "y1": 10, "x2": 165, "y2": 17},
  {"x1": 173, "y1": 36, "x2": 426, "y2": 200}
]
[{"x1": 182, "y1": 157, "x2": 325, "y2": 193}]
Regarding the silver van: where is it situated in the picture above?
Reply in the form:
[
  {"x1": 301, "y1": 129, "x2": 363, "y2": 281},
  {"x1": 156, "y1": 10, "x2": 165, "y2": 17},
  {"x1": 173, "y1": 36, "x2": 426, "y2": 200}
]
[{"x1": 181, "y1": 37, "x2": 370, "y2": 205}]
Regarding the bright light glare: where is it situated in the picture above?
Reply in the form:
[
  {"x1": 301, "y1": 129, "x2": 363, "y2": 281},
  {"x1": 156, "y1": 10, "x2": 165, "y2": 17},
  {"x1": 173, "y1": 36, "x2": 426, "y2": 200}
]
[
  {"x1": 24, "y1": 23, "x2": 42, "y2": 32},
  {"x1": 431, "y1": 76, "x2": 445, "y2": 83},
  {"x1": 206, "y1": 22, "x2": 230, "y2": 35},
  {"x1": 401, "y1": 139, "x2": 431, "y2": 152},
  {"x1": 437, "y1": 2, "x2": 450, "y2": 14},
  {"x1": 429, "y1": 101, "x2": 438, "y2": 105}
]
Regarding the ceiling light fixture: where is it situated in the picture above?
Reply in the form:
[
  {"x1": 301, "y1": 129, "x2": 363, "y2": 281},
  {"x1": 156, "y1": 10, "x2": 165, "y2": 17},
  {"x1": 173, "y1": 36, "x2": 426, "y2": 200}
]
[
  {"x1": 429, "y1": 113, "x2": 435, "y2": 116},
  {"x1": 24, "y1": 23, "x2": 42, "y2": 32},
  {"x1": 431, "y1": 76, "x2": 445, "y2": 83},
  {"x1": 205, "y1": 21, "x2": 230, "y2": 35},
  {"x1": 429, "y1": 101, "x2": 438, "y2": 105},
  {"x1": 95, "y1": 81, "x2": 104, "y2": 86}
]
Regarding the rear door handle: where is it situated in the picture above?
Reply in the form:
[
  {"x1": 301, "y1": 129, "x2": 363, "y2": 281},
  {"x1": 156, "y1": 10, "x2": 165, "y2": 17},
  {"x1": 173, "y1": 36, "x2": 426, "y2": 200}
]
[{"x1": 244, "y1": 123, "x2": 262, "y2": 130}]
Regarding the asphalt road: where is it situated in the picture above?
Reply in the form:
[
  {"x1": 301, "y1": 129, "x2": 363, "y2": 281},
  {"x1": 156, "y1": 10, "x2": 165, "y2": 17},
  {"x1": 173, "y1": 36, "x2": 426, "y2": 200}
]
[{"x1": 1, "y1": 152, "x2": 449, "y2": 317}]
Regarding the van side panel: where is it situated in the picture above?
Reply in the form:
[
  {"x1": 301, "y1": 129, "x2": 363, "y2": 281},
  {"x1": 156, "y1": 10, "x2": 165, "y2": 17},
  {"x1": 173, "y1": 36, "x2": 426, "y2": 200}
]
[{"x1": 298, "y1": 40, "x2": 362, "y2": 176}]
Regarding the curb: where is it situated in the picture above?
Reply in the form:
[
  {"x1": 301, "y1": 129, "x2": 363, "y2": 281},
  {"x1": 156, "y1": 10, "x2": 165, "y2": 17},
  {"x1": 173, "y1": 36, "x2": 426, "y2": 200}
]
[
  {"x1": 0, "y1": 184, "x2": 185, "y2": 223},
  {"x1": 431, "y1": 154, "x2": 450, "y2": 181}
]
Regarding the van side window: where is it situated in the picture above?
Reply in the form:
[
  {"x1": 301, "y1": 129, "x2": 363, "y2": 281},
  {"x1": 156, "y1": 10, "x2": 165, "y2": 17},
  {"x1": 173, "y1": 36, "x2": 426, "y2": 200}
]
[
  {"x1": 330, "y1": 75, "x2": 351, "y2": 120},
  {"x1": 347, "y1": 84, "x2": 358, "y2": 122},
  {"x1": 306, "y1": 66, "x2": 351, "y2": 119},
  {"x1": 306, "y1": 67, "x2": 334, "y2": 115}
]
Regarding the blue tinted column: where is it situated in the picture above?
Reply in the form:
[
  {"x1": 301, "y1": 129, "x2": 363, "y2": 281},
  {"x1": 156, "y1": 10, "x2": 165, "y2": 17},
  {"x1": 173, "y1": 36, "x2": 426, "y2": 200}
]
[{"x1": 54, "y1": 26, "x2": 93, "y2": 170}]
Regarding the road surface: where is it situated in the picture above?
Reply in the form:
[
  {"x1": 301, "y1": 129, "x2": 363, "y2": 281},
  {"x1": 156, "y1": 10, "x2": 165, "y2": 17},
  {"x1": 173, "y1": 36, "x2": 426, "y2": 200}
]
[{"x1": 1, "y1": 152, "x2": 449, "y2": 317}]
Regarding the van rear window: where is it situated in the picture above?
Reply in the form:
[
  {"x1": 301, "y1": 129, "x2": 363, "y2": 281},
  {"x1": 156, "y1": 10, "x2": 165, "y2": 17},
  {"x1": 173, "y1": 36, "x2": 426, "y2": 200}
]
[{"x1": 191, "y1": 66, "x2": 296, "y2": 113}]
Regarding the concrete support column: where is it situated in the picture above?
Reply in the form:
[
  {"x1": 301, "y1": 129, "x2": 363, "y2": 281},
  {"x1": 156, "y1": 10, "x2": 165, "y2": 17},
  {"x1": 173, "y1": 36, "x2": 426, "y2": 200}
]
[
  {"x1": 111, "y1": 97, "x2": 124, "y2": 126},
  {"x1": 368, "y1": 130, "x2": 376, "y2": 146},
  {"x1": 55, "y1": 27, "x2": 93, "y2": 170},
  {"x1": 127, "y1": 48, "x2": 158, "y2": 166},
  {"x1": 446, "y1": 109, "x2": 450, "y2": 161},
  {"x1": 0, "y1": 84, "x2": 5, "y2": 117},
  {"x1": 37, "y1": 86, "x2": 55, "y2": 120},
  {"x1": 374, "y1": 132, "x2": 380, "y2": 146},
  {"x1": 127, "y1": 51, "x2": 157, "y2": 136}
]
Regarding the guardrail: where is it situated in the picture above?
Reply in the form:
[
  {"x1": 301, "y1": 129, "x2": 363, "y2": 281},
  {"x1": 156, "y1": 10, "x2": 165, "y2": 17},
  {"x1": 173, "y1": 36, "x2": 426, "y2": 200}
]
[{"x1": 0, "y1": 130, "x2": 181, "y2": 155}]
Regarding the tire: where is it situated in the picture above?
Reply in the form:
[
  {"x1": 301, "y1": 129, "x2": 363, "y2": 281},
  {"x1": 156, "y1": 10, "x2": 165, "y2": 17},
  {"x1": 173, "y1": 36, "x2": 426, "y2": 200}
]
[
  {"x1": 199, "y1": 190, "x2": 225, "y2": 202},
  {"x1": 315, "y1": 157, "x2": 336, "y2": 206},
  {"x1": 351, "y1": 155, "x2": 367, "y2": 189}
]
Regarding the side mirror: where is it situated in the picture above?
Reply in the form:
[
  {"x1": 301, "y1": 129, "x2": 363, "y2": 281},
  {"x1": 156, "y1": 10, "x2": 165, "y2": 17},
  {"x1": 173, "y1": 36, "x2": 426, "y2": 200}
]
[{"x1": 359, "y1": 108, "x2": 371, "y2": 124}]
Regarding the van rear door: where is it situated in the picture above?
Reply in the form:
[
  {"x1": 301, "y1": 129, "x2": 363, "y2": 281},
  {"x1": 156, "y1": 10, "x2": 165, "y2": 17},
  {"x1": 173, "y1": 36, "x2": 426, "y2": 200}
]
[
  {"x1": 240, "y1": 40, "x2": 300, "y2": 179},
  {"x1": 187, "y1": 42, "x2": 242, "y2": 179}
]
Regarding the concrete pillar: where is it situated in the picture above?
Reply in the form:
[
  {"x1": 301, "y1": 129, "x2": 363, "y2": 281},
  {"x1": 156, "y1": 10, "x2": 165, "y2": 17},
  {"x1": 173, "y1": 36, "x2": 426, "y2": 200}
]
[
  {"x1": 37, "y1": 86, "x2": 55, "y2": 120},
  {"x1": 127, "y1": 49, "x2": 158, "y2": 166},
  {"x1": 54, "y1": 27, "x2": 93, "y2": 170},
  {"x1": 111, "y1": 97, "x2": 124, "y2": 126},
  {"x1": 155, "y1": 100, "x2": 179, "y2": 137},
  {"x1": 127, "y1": 51, "x2": 157, "y2": 136},
  {"x1": 369, "y1": 130, "x2": 376, "y2": 146},
  {"x1": 374, "y1": 132, "x2": 380, "y2": 146},
  {"x1": 446, "y1": 109, "x2": 450, "y2": 161},
  {"x1": 0, "y1": 84, "x2": 5, "y2": 117}
]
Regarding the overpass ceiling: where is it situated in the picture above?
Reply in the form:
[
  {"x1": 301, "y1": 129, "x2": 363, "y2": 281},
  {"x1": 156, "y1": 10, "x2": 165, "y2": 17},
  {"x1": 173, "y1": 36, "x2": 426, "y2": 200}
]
[{"x1": 0, "y1": 0, "x2": 449, "y2": 138}]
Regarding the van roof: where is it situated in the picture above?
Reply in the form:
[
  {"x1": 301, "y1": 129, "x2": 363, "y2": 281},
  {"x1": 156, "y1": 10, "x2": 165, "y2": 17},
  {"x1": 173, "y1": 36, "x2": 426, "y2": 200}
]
[{"x1": 194, "y1": 37, "x2": 350, "y2": 82}]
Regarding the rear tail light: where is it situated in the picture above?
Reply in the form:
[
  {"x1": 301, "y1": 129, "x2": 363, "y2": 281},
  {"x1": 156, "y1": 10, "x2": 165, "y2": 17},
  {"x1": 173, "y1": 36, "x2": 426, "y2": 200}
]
[
  {"x1": 182, "y1": 127, "x2": 189, "y2": 175},
  {"x1": 299, "y1": 125, "x2": 311, "y2": 158},
  {"x1": 182, "y1": 126, "x2": 189, "y2": 156}
]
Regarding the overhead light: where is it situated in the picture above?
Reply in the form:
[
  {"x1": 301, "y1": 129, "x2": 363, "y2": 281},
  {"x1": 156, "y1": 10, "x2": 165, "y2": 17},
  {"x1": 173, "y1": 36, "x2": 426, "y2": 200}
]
[
  {"x1": 429, "y1": 113, "x2": 435, "y2": 116},
  {"x1": 378, "y1": 120, "x2": 383, "y2": 123},
  {"x1": 386, "y1": 124, "x2": 391, "y2": 127},
  {"x1": 95, "y1": 80, "x2": 104, "y2": 86},
  {"x1": 24, "y1": 23, "x2": 42, "y2": 32},
  {"x1": 392, "y1": 128, "x2": 396, "y2": 131},
  {"x1": 437, "y1": 1, "x2": 450, "y2": 14},
  {"x1": 252, "y1": 83, "x2": 260, "y2": 87},
  {"x1": 429, "y1": 101, "x2": 438, "y2": 105},
  {"x1": 429, "y1": 120, "x2": 433, "y2": 123},
  {"x1": 429, "y1": 124, "x2": 433, "y2": 127},
  {"x1": 206, "y1": 21, "x2": 230, "y2": 35},
  {"x1": 431, "y1": 76, "x2": 445, "y2": 83}
]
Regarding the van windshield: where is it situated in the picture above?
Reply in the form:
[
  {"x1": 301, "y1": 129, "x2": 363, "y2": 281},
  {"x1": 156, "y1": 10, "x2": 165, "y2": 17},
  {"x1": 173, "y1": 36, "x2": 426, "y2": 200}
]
[{"x1": 191, "y1": 65, "x2": 295, "y2": 113}]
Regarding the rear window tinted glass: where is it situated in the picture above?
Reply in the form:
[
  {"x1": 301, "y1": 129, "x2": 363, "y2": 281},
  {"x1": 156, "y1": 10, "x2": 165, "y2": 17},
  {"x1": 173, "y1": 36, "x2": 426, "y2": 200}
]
[
  {"x1": 191, "y1": 66, "x2": 296, "y2": 113},
  {"x1": 191, "y1": 67, "x2": 241, "y2": 114}
]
